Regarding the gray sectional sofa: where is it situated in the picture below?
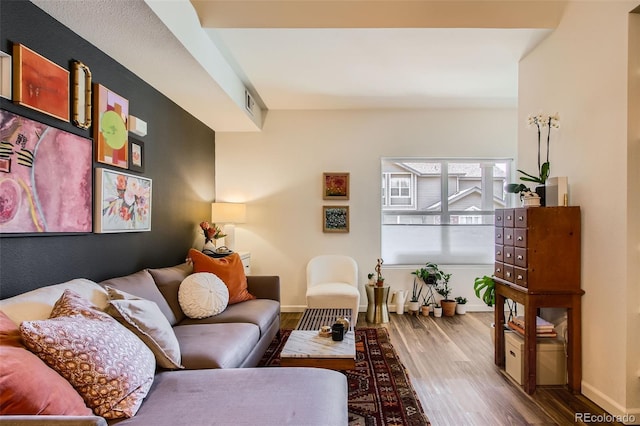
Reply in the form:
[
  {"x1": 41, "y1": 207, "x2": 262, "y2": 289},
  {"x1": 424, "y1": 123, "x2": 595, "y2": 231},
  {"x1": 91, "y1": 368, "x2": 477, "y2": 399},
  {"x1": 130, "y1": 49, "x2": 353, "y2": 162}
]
[{"x1": 0, "y1": 263, "x2": 348, "y2": 426}]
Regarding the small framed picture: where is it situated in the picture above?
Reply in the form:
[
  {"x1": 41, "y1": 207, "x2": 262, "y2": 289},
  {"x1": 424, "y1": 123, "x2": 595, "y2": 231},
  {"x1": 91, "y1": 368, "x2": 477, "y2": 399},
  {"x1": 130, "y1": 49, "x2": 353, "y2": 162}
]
[
  {"x1": 129, "y1": 139, "x2": 145, "y2": 173},
  {"x1": 95, "y1": 168, "x2": 152, "y2": 233},
  {"x1": 323, "y1": 206, "x2": 349, "y2": 233},
  {"x1": 323, "y1": 172, "x2": 349, "y2": 200}
]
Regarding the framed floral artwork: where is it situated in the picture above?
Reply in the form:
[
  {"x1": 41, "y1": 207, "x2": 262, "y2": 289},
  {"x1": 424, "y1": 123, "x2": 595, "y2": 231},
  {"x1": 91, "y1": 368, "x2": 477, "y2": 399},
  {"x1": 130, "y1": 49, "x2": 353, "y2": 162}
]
[
  {"x1": 12, "y1": 43, "x2": 70, "y2": 121},
  {"x1": 0, "y1": 110, "x2": 92, "y2": 234},
  {"x1": 95, "y1": 168, "x2": 152, "y2": 233},
  {"x1": 323, "y1": 172, "x2": 349, "y2": 200},
  {"x1": 129, "y1": 139, "x2": 144, "y2": 173},
  {"x1": 323, "y1": 206, "x2": 349, "y2": 233},
  {"x1": 94, "y1": 84, "x2": 129, "y2": 169}
]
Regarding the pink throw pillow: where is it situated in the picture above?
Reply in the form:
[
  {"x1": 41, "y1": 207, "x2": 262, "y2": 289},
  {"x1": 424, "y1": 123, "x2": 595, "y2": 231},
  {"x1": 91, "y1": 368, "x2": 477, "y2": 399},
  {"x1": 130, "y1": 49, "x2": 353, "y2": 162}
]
[{"x1": 0, "y1": 310, "x2": 92, "y2": 415}]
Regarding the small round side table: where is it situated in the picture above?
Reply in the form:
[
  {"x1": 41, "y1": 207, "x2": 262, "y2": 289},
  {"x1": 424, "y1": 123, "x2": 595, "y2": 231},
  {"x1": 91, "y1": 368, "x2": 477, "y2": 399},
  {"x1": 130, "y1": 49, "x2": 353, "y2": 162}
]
[{"x1": 365, "y1": 285, "x2": 390, "y2": 324}]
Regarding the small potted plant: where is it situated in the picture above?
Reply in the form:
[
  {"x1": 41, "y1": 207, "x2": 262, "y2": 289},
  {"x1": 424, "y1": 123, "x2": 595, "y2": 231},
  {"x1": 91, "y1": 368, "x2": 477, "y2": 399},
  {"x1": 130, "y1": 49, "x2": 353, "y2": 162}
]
[
  {"x1": 408, "y1": 277, "x2": 423, "y2": 314},
  {"x1": 367, "y1": 273, "x2": 375, "y2": 286},
  {"x1": 455, "y1": 296, "x2": 468, "y2": 315},
  {"x1": 433, "y1": 304, "x2": 443, "y2": 318},
  {"x1": 436, "y1": 272, "x2": 456, "y2": 317},
  {"x1": 421, "y1": 294, "x2": 431, "y2": 317}
]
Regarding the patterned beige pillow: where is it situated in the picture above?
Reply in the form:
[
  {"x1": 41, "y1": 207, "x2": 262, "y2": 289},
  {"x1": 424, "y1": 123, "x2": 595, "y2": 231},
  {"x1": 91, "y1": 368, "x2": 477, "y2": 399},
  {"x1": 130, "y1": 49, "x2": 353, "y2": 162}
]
[
  {"x1": 19, "y1": 290, "x2": 155, "y2": 419},
  {"x1": 105, "y1": 286, "x2": 183, "y2": 369}
]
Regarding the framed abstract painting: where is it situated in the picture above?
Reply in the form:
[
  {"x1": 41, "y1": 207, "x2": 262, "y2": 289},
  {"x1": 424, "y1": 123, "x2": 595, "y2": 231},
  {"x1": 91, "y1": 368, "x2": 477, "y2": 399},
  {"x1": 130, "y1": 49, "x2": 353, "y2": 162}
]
[
  {"x1": 12, "y1": 43, "x2": 70, "y2": 121},
  {"x1": 95, "y1": 168, "x2": 152, "y2": 233},
  {"x1": 0, "y1": 110, "x2": 92, "y2": 234},
  {"x1": 323, "y1": 172, "x2": 349, "y2": 200},
  {"x1": 323, "y1": 206, "x2": 349, "y2": 233},
  {"x1": 94, "y1": 84, "x2": 129, "y2": 169}
]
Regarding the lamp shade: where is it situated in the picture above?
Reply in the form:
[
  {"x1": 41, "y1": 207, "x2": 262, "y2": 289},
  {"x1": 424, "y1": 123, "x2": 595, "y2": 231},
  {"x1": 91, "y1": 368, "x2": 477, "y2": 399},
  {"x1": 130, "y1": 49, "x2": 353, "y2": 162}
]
[{"x1": 211, "y1": 202, "x2": 246, "y2": 224}]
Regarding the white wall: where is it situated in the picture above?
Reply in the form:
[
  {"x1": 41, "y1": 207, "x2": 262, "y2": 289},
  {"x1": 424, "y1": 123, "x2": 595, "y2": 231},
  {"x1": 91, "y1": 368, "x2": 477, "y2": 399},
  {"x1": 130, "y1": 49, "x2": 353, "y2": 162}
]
[
  {"x1": 216, "y1": 109, "x2": 514, "y2": 313},
  {"x1": 518, "y1": 0, "x2": 639, "y2": 420}
]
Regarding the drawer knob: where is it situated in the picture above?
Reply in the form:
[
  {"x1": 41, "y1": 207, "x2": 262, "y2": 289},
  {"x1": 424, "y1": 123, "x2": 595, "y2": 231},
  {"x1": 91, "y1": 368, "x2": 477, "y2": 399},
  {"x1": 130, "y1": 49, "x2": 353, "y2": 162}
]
[
  {"x1": 506, "y1": 271, "x2": 511, "y2": 277},
  {"x1": 517, "y1": 236, "x2": 523, "y2": 241},
  {"x1": 518, "y1": 216, "x2": 523, "y2": 221},
  {"x1": 506, "y1": 215, "x2": 512, "y2": 220},
  {"x1": 506, "y1": 253, "x2": 511, "y2": 258},
  {"x1": 517, "y1": 255, "x2": 523, "y2": 260},
  {"x1": 497, "y1": 233, "x2": 502, "y2": 238},
  {"x1": 497, "y1": 251, "x2": 501, "y2": 255},
  {"x1": 517, "y1": 274, "x2": 523, "y2": 280},
  {"x1": 507, "y1": 235, "x2": 512, "y2": 240},
  {"x1": 496, "y1": 268, "x2": 501, "y2": 272}
]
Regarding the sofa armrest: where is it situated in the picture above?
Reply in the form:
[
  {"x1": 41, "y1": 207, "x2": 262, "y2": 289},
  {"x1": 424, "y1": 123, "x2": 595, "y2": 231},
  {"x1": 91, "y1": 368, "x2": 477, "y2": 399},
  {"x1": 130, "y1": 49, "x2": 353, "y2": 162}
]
[
  {"x1": 246, "y1": 276, "x2": 280, "y2": 302},
  {"x1": 0, "y1": 416, "x2": 107, "y2": 426}
]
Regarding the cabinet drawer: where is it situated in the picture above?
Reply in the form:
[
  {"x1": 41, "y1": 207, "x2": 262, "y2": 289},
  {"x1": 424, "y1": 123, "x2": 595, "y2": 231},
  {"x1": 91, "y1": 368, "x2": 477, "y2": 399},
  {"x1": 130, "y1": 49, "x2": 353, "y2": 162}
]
[
  {"x1": 503, "y1": 264, "x2": 515, "y2": 283},
  {"x1": 514, "y1": 229, "x2": 527, "y2": 248},
  {"x1": 514, "y1": 247, "x2": 527, "y2": 267},
  {"x1": 503, "y1": 246, "x2": 514, "y2": 265},
  {"x1": 494, "y1": 262, "x2": 504, "y2": 279},
  {"x1": 495, "y1": 227, "x2": 504, "y2": 245},
  {"x1": 503, "y1": 209, "x2": 515, "y2": 228},
  {"x1": 514, "y1": 267, "x2": 528, "y2": 287},
  {"x1": 503, "y1": 227, "x2": 514, "y2": 246},
  {"x1": 495, "y1": 245, "x2": 504, "y2": 262},
  {"x1": 495, "y1": 210, "x2": 504, "y2": 227},
  {"x1": 514, "y1": 208, "x2": 527, "y2": 228}
]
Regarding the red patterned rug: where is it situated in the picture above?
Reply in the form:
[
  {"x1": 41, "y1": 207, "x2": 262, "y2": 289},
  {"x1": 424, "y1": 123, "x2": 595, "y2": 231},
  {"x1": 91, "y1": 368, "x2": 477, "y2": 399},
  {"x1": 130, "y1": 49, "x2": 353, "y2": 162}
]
[{"x1": 258, "y1": 327, "x2": 430, "y2": 426}]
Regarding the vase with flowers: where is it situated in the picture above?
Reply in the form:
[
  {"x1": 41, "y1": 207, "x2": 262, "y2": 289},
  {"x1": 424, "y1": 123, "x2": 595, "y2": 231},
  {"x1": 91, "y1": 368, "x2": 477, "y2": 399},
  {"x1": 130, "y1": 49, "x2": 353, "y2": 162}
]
[
  {"x1": 506, "y1": 113, "x2": 560, "y2": 206},
  {"x1": 199, "y1": 221, "x2": 226, "y2": 252}
]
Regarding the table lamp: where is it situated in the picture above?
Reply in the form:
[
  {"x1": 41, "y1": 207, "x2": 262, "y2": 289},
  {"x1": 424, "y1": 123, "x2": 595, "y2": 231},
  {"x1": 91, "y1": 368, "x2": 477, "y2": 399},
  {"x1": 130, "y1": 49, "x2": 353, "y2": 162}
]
[{"x1": 211, "y1": 202, "x2": 246, "y2": 251}]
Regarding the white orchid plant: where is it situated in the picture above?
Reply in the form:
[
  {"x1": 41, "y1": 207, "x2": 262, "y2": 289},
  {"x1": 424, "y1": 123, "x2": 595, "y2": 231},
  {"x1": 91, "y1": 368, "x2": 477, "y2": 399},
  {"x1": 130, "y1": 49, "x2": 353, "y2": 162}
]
[{"x1": 506, "y1": 112, "x2": 560, "y2": 195}]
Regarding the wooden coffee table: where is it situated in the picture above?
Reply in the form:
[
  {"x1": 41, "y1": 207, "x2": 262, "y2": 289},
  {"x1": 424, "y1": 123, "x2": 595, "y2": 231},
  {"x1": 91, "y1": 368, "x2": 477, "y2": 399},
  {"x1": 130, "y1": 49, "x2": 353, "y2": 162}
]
[{"x1": 280, "y1": 308, "x2": 356, "y2": 370}]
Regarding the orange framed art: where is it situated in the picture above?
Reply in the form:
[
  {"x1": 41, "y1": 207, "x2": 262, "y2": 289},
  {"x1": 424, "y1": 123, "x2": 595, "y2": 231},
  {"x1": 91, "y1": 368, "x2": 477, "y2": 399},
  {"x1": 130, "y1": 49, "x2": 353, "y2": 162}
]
[
  {"x1": 93, "y1": 83, "x2": 129, "y2": 169},
  {"x1": 12, "y1": 43, "x2": 70, "y2": 121}
]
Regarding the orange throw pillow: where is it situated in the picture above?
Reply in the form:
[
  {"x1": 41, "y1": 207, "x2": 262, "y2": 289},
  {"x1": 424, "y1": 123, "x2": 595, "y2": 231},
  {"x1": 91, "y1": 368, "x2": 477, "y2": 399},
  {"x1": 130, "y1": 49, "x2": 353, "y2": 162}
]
[
  {"x1": 0, "y1": 310, "x2": 92, "y2": 416},
  {"x1": 188, "y1": 249, "x2": 255, "y2": 304}
]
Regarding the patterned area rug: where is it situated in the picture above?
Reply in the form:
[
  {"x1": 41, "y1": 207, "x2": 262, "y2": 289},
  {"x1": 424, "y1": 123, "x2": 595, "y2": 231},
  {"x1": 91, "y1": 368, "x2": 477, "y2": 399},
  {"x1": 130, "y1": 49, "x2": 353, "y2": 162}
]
[{"x1": 258, "y1": 327, "x2": 430, "y2": 426}]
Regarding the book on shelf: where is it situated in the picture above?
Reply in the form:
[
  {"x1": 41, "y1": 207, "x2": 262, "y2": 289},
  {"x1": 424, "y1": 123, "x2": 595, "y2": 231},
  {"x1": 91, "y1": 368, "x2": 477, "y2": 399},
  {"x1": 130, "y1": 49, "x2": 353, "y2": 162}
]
[
  {"x1": 507, "y1": 320, "x2": 558, "y2": 338},
  {"x1": 511, "y1": 315, "x2": 555, "y2": 332}
]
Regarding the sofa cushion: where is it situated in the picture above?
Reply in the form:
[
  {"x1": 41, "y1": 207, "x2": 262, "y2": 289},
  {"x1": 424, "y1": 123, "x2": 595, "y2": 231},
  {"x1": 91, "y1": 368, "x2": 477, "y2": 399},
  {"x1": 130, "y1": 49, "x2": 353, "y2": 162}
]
[
  {"x1": 0, "y1": 310, "x2": 92, "y2": 416},
  {"x1": 172, "y1": 322, "x2": 260, "y2": 369},
  {"x1": 178, "y1": 299, "x2": 279, "y2": 338},
  {"x1": 109, "y1": 368, "x2": 349, "y2": 426},
  {"x1": 105, "y1": 286, "x2": 183, "y2": 370},
  {"x1": 188, "y1": 249, "x2": 255, "y2": 304},
  {"x1": 0, "y1": 278, "x2": 107, "y2": 325},
  {"x1": 101, "y1": 269, "x2": 177, "y2": 326},
  {"x1": 19, "y1": 290, "x2": 156, "y2": 420},
  {"x1": 178, "y1": 272, "x2": 229, "y2": 319},
  {"x1": 147, "y1": 263, "x2": 193, "y2": 324}
]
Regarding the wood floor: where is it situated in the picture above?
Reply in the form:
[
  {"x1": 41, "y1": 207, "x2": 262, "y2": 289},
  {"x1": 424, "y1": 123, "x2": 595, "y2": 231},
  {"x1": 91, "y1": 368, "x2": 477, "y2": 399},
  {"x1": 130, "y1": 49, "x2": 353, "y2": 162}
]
[{"x1": 280, "y1": 311, "x2": 620, "y2": 426}]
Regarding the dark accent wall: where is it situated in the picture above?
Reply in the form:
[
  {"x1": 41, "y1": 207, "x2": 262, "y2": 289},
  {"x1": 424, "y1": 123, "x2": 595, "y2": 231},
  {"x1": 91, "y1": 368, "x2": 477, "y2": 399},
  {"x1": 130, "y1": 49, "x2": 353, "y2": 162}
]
[{"x1": 0, "y1": 0, "x2": 216, "y2": 298}]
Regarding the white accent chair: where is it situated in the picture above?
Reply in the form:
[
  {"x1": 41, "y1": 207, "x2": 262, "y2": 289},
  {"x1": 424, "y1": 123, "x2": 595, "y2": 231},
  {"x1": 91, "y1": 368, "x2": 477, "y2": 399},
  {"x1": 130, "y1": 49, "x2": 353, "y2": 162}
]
[{"x1": 306, "y1": 255, "x2": 360, "y2": 323}]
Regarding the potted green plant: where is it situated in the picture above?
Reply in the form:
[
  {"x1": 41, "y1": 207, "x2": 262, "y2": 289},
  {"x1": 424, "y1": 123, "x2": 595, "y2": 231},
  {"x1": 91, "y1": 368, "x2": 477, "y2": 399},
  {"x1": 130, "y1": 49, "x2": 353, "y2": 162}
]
[
  {"x1": 367, "y1": 273, "x2": 375, "y2": 286},
  {"x1": 412, "y1": 262, "x2": 444, "y2": 285},
  {"x1": 473, "y1": 275, "x2": 496, "y2": 307},
  {"x1": 454, "y1": 296, "x2": 467, "y2": 315},
  {"x1": 408, "y1": 277, "x2": 423, "y2": 314},
  {"x1": 436, "y1": 272, "x2": 456, "y2": 316},
  {"x1": 421, "y1": 296, "x2": 430, "y2": 317},
  {"x1": 505, "y1": 113, "x2": 560, "y2": 205},
  {"x1": 433, "y1": 304, "x2": 443, "y2": 318}
]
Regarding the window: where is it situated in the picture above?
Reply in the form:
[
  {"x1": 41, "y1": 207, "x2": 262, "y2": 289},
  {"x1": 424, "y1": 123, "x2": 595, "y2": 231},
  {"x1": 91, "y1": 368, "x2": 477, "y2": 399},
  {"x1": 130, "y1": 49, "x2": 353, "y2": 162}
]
[{"x1": 381, "y1": 158, "x2": 514, "y2": 264}]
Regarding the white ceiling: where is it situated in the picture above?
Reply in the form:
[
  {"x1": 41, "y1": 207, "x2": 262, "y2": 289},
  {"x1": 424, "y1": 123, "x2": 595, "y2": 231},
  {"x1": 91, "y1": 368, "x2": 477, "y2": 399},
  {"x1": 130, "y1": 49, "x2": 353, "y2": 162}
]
[{"x1": 31, "y1": 0, "x2": 560, "y2": 132}]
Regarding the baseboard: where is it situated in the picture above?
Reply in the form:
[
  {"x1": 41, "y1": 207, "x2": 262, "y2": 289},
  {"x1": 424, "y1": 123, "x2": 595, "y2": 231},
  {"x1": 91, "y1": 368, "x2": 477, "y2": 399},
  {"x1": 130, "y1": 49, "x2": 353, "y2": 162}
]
[
  {"x1": 581, "y1": 381, "x2": 640, "y2": 425},
  {"x1": 281, "y1": 303, "x2": 494, "y2": 313}
]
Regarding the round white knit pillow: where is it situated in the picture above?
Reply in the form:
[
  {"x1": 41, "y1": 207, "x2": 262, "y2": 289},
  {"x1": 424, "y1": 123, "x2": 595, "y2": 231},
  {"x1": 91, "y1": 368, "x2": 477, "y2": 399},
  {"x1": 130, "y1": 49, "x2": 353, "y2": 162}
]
[{"x1": 178, "y1": 273, "x2": 229, "y2": 319}]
